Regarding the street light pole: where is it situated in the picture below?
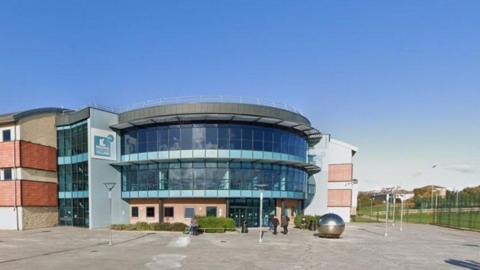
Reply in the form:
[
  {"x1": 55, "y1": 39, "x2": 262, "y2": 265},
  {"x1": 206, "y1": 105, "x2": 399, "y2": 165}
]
[
  {"x1": 385, "y1": 194, "x2": 389, "y2": 237},
  {"x1": 104, "y1": 182, "x2": 116, "y2": 246},
  {"x1": 255, "y1": 184, "x2": 267, "y2": 243},
  {"x1": 400, "y1": 197, "x2": 404, "y2": 232}
]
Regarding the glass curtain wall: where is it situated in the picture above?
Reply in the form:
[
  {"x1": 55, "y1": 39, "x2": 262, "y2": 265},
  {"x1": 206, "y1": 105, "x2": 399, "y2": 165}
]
[
  {"x1": 57, "y1": 121, "x2": 89, "y2": 227},
  {"x1": 121, "y1": 123, "x2": 308, "y2": 159},
  {"x1": 121, "y1": 162, "x2": 307, "y2": 193}
]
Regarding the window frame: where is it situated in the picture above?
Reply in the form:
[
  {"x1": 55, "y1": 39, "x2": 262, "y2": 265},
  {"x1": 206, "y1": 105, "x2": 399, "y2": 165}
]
[
  {"x1": 164, "y1": 207, "x2": 174, "y2": 218},
  {"x1": 131, "y1": 206, "x2": 139, "y2": 218},
  {"x1": 146, "y1": 207, "x2": 155, "y2": 218}
]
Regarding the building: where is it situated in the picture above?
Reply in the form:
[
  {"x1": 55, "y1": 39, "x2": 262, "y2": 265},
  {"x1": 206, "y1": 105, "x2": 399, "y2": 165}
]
[
  {"x1": 304, "y1": 135, "x2": 358, "y2": 222},
  {"x1": 0, "y1": 100, "x2": 359, "y2": 229},
  {"x1": 0, "y1": 108, "x2": 67, "y2": 230}
]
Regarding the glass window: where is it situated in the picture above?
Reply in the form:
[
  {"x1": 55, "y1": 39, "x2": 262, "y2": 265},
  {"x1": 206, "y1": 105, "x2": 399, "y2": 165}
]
[
  {"x1": 158, "y1": 127, "x2": 168, "y2": 151},
  {"x1": 146, "y1": 127, "x2": 157, "y2": 152},
  {"x1": 184, "y1": 207, "x2": 195, "y2": 218},
  {"x1": 242, "y1": 127, "x2": 253, "y2": 150},
  {"x1": 193, "y1": 168, "x2": 206, "y2": 189},
  {"x1": 206, "y1": 206, "x2": 217, "y2": 217},
  {"x1": 146, "y1": 207, "x2": 155, "y2": 218},
  {"x1": 205, "y1": 126, "x2": 218, "y2": 149},
  {"x1": 192, "y1": 126, "x2": 205, "y2": 149},
  {"x1": 131, "y1": 207, "x2": 139, "y2": 217},
  {"x1": 164, "y1": 207, "x2": 174, "y2": 217},
  {"x1": 2, "y1": 129, "x2": 11, "y2": 142},
  {"x1": 180, "y1": 125, "x2": 192, "y2": 149},
  {"x1": 169, "y1": 126, "x2": 180, "y2": 150},
  {"x1": 3, "y1": 168, "x2": 12, "y2": 180},
  {"x1": 230, "y1": 126, "x2": 242, "y2": 150},
  {"x1": 137, "y1": 129, "x2": 147, "y2": 153},
  {"x1": 218, "y1": 126, "x2": 229, "y2": 149}
]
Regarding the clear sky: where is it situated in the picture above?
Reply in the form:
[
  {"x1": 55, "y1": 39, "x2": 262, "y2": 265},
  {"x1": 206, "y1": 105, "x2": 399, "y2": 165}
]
[{"x1": 1, "y1": 1, "x2": 479, "y2": 191}]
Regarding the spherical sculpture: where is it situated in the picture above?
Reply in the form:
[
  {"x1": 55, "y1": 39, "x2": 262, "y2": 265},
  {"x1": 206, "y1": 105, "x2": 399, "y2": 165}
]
[{"x1": 317, "y1": 213, "x2": 345, "y2": 238}]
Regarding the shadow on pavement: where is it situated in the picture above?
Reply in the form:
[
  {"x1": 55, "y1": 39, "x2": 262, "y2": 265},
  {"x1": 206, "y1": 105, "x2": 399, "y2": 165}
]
[{"x1": 445, "y1": 259, "x2": 480, "y2": 269}]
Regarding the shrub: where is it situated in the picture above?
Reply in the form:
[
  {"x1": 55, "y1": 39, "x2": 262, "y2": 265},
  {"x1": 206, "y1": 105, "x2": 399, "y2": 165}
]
[
  {"x1": 197, "y1": 216, "x2": 236, "y2": 233},
  {"x1": 111, "y1": 222, "x2": 187, "y2": 232},
  {"x1": 294, "y1": 215, "x2": 320, "y2": 228}
]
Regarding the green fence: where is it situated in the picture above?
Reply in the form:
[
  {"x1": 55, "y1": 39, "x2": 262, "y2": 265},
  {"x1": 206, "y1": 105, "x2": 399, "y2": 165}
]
[{"x1": 356, "y1": 194, "x2": 480, "y2": 231}]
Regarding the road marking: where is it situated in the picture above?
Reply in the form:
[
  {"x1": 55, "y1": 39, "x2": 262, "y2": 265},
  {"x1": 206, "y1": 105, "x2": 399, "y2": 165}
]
[{"x1": 145, "y1": 254, "x2": 186, "y2": 270}]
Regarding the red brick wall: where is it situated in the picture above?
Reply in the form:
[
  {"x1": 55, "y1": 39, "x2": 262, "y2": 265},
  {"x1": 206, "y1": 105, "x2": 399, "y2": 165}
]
[
  {"x1": 0, "y1": 180, "x2": 57, "y2": 207},
  {"x1": 0, "y1": 141, "x2": 21, "y2": 168},
  {"x1": 328, "y1": 189, "x2": 352, "y2": 207},
  {"x1": 20, "y1": 180, "x2": 57, "y2": 207},
  {"x1": 20, "y1": 141, "x2": 57, "y2": 172},
  {"x1": 0, "y1": 181, "x2": 21, "y2": 206},
  {"x1": 328, "y1": 164, "x2": 353, "y2": 182}
]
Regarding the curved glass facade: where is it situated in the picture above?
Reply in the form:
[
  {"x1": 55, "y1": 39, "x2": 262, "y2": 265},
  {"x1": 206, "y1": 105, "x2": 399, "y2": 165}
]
[
  {"x1": 121, "y1": 161, "x2": 307, "y2": 193},
  {"x1": 121, "y1": 123, "x2": 308, "y2": 160}
]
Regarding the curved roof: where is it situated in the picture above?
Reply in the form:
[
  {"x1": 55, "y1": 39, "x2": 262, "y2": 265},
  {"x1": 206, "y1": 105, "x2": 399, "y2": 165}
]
[
  {"x1": 0, "y1": 107, "x2": 71, "y2": 124},
  {"x1": 112, "y1": 102, "x2": 322, "y2": 145}
]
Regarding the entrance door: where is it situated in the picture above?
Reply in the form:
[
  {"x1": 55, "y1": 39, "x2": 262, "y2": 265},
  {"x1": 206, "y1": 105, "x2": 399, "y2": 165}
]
[
  {"x1": 229, "y1": 207, "x2": 259, "y2": 227},
  {"x1": 228, "y1": 198, "x2": 275, "y2": 227}
]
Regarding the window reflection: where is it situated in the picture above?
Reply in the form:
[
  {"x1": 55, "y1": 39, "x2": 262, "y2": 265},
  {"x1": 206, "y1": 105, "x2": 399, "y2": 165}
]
[
  {"x1": 122, "y1": 162, "x2": 307, "y2": 193},
  {"x1": 121, "y1": 123, "x2": 308, "y2": 159}
]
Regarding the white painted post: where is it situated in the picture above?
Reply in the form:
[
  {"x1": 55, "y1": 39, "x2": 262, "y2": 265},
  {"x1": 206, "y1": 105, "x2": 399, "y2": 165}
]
[
  {"x1": 400, "y1": 198, "x2": 404, "y2": 232},
  {"x1": 385, "y1": 194, "x2": 389, "y2": 237},
  {"x1": 259, "y1": 191, "x2": 263, "y2": 243}
]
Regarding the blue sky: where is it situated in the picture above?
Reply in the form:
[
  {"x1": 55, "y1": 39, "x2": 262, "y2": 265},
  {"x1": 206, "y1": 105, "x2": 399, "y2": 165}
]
[{"x1": 1, "y1": 1, "x2": 479, "y2": 190}]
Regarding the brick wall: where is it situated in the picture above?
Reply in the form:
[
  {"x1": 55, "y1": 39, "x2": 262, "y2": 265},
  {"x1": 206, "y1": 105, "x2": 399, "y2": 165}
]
[
  {"x1": 0, "y1": 180, "x2": 57, "y2": 207},
  {"x1": 327, "y1": 189, "x2": 352, "y2": 207},
  {"x1": 0, "y1": 141, "x2": 20, "y2": 168},
  {"x1": 0, "y1": 181, "x2": 21, "y2": 206},
  {"x1": 20, "y1": 180, "x2": 57, "y2": 207},
  {"x1": 328, "y1": 164, "x2": 353, "y2": 182},
  {"x1": 20, "y1": 141, "x2": 57, "y2": 172}
]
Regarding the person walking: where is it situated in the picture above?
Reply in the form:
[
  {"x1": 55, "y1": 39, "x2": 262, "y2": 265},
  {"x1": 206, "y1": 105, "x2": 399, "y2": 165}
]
[
  {"x1": 268, "y1": 215, "x2": 274, "y2": 231},
  {"x1": 281, "y1": 215, "x2": 290, "y2": 235},
  {"x1": 190, "y1": 217, "x2": 198, "y2": 236},
  {"x1": 272, "y1": 216, "x2": 279, "y2": 235}
]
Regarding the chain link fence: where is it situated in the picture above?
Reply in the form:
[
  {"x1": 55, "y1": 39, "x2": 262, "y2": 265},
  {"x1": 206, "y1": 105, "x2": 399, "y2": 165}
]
[{"x1": 356, "y1": 194, "x2": 480, "y2": 231}]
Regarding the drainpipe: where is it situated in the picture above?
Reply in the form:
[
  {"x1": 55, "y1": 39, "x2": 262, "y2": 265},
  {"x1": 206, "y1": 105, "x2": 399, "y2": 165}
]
[{"x1": 13, "y1": 121, "x2": 19, "y2": 231}]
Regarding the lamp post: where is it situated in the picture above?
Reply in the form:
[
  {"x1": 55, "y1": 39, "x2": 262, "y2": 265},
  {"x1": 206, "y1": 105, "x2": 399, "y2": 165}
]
[
  {"x1": 104, "y1": 182, "x2": 116, "y2": 246},
  {"x1": 384, "y1": 193, "x2": 389, "y2": 237},
  {"x1": 255, "y1": 184, "x2": 267, "y2": 243},
  {"x1": 399, "y1": 195, "x2": 405, "y2": 232}
]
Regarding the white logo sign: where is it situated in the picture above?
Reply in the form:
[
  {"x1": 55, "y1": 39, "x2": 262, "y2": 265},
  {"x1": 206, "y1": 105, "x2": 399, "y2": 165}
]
[{"x1": 91, "y1": 128, "x2": 117, "y2": 160}]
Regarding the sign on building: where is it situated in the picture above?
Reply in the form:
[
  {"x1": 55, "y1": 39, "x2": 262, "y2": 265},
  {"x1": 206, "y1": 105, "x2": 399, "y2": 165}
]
[{"x1": 91, "y1": 128, "x2": 117, "y2": 160}]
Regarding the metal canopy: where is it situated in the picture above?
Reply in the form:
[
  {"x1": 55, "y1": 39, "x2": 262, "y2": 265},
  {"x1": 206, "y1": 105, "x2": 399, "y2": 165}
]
[
  {"x1": 111, "y1": 113, "x2": 322, "y2": 146},
  {"x1": 110, "y1": 157, "x2": 321, "y2": 174}
]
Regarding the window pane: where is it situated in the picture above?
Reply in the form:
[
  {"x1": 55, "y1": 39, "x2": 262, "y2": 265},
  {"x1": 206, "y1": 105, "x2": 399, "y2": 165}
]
[
  {"x1": 205, "y1": 126, "x2": 218, "y2": 149},
  {"x1": 218, "y1": 127, "x2": 229, "y2": 149},
  {"x1": 180, "y1": 126, "x2": 192, "y2": 149},
  {"x1": 146, "y1": 127, "x2": 157, "y2": 152},
  {"x1": 230, "y1": 126, "x2": 242, "y2": 150},
  {"x1": 138, "y1": 129, "x2": 147, "y2": 153},
  {"x1": 169, "y1": 126, "x2": 180, "y2": 150},
  {"x1": 146, "y1": 207, "x2": 155, "y2": 217},
  {"x1": 184, "y1": 207, "x2": 195, "y2": 218},
  {"x1": 131, "y1": 207, "x2": 139, "y2": 217},
  {"x1": 192, "y1": 126, "x2": 205, "y2": 149},
  {"x1": 206, "y1": 207, "x2": 217, "y2": 217},
  {"x1": 242, "y1": 127, "x2": 253, "y2": 150},
  {"x1": 158, "y1": 127, "x2": 169, "y2": 151},
  {"x1": 164, "y1": 207, "x2": 174, "y2": 217},
  {"x1": 2, "y1": 130, "x2": 11, "y2": 142}
]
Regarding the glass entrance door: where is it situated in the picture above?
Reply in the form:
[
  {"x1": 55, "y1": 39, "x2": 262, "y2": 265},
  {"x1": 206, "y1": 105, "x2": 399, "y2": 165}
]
[{"x1": 228, "y1": 198, "x2": 276, "y2": 227}]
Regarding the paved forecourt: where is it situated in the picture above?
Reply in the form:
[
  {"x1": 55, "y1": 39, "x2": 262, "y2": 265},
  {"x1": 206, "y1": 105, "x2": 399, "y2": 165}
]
[{"x1": 0, "y1": 223, "x2": 478, "y2": 270}]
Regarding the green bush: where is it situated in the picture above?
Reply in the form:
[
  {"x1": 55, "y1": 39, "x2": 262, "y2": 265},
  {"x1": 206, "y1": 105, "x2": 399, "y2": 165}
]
[
  {"x1": 294, "y1": 215, "x2": 320, "y2": 228},
  {"x1": 197, "y1": 216, "x2": 236, "y2": 233},
  {"x1": 111, "y1": 222, "x2": 187, "y2": 232}
]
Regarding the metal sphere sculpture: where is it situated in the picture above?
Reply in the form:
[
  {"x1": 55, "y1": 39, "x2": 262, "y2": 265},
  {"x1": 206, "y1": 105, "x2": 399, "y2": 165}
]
[{"x1": 317, "y1": 213, "x2": 345, "y2": 238}]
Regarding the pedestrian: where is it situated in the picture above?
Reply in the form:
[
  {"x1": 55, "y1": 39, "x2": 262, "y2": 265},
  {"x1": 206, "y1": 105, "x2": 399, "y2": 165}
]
[
  {"x1": 272, "y1": 216, "x2": 279, "y2": 235},
  {"x1": 281, "y1": 215, "x2": 290, "y2": 234},
  {"x1": 190, "y1": 217, "x2": 198, "y2": 236},
  {"x1": 301, "y1": 217, "x2": 306, "y2": 230},
  {"x1": 268, "y1": 215, "x2": 274, "y2": 231}
]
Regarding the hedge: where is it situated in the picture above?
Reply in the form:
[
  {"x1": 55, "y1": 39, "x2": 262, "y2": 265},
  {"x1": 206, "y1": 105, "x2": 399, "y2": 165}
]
[
  {"x1": 196, "y1": 216, "x2": 236, "y2": 233},
  {"x1": 111, "y1": 222, "x2": 187, "y2": 232},
  {"x1": 294, "y1": 215, "x2": 320, "y2": 228}
]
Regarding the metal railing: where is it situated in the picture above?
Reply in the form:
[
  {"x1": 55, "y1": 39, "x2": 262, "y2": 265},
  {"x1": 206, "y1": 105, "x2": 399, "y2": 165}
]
[{"x1": 80, "y1": 96, "x2": 304, "y2": 115}]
